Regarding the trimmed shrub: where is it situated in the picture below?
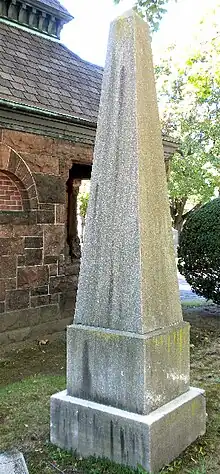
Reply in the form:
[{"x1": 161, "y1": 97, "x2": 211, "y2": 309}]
[{"x1": 178, "y1": 197, "x2": 220, "y2": 304}]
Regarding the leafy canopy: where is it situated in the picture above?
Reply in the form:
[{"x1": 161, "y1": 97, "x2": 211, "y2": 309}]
[
  {"x1": 113, "y1": 0, "x2": 178, "y2": 32},
  {"x1": 155, "y1": 7, "x2": 220, "y2": 228}
]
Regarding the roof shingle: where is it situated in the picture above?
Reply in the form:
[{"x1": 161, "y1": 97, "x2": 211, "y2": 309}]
[{"x1": 0, "y1": 22, "x2": 103, "y2": 123}]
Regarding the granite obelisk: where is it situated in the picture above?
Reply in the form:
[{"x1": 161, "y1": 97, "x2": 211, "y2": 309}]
[{"x1": 51, "y1": 10, "x2": 206, "y2": 472}]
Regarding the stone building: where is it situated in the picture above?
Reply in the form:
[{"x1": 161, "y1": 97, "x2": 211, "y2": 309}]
[{"x1": 0, "y1": 0, "x2": 177, "y2": 351}]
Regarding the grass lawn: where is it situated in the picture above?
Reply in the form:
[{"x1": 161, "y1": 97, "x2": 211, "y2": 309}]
[{"x1": 0, "y1": 306, "x2": 220, "y2": 474}]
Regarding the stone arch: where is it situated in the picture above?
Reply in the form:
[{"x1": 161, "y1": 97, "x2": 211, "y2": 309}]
[{"x1": 0, "y1": 143, "x2": 38, "y2": 210}]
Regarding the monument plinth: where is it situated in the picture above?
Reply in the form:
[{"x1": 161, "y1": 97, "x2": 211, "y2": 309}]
[{"x1": 51, "y1": 10, "x2": 206, "y2": 473}]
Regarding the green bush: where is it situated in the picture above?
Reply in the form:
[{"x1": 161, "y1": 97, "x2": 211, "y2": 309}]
[
  {"x1": 78, "y1": 192, "x2": 90, "y2": 218},
  {"x1": 178, "y1": 197, "x2": 220, "y2": 304}
]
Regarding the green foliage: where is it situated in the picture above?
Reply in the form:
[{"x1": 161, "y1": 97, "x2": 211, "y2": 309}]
[
  {"x1": 155, "y1": 8, "x2": 220, "y2": 230},
  {"x1": 178, "y1": 198, "x2": 220, "y2": 304},
  {"x1": 114, "y1": 0, "x2": 178, "y2": 32},
  {"x1": 78, "y1": 191, "x2": 90, "y2": 218}
]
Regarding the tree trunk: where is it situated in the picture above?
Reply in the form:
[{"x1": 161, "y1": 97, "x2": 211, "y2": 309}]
[
  {"x1": 170, "y1": 197, "x2": 187, "y2": 238},
  {"x1": 170, "y1": 198, "x2": 203, "y2": 239}
]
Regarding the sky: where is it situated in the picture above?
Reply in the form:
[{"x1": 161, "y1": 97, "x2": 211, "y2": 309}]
[{"x1": 60, "y1": 0, "x2": 218, "y2": 67}]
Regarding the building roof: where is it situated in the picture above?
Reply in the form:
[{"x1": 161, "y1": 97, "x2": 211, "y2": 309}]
[
  {"x1": 32, "y1": 0, "x2": 71, "y2": 16},
  {"x1": 0, "y1": 21, "x2": 103, "y2": 123}
]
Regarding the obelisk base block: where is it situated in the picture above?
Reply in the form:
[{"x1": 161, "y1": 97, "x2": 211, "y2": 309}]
[
  {"x1": 67, "y1": 323, "x2": 190, "y2": 414},
  {"x1": 50, "y1": 387, "x2": 206, "y2": 473}
]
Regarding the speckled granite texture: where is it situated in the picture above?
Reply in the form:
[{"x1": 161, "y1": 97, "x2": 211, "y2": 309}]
[{"x1": 0, "y1": 451, "x2": 29, "y2": 474}]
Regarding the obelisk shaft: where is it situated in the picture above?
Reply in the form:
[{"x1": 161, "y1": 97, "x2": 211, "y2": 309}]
[{"x1": 74, "y1": 11, "x2": 182, "y2": 334}]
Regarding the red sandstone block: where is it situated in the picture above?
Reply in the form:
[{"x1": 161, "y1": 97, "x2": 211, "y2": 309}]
[{"x1": 0, "y1": 144, "x2": 11, "y2": 169}]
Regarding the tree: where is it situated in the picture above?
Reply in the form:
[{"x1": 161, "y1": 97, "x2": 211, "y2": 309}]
[
  {"x1": 113, "y1": 0, "x2": 178, "y2": 31},
  {"x1": 155, "y1": 10, "x2": 220, "y2": 233}
]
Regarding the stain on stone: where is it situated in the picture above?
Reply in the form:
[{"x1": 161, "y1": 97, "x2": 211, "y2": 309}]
[
  {"x1": 110, "y1": 420, "x2": 114, "y2": 459},
  {"x1": 120, "y1": 427, "x2": 125, "y2": 461},
  {"x1": 132, "y1": 433, "x2": 136, "y2": 459},
  {"x1": 81, "y1": 341, "x2": 91, "y2": 399},
  {"x1": 107, "y1": 263, "x2": 114, "y2": 323}
]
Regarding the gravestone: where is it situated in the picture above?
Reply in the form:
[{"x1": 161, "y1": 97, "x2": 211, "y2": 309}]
[
  {"x1": 50, "y1": 10, "x2": 206, "y2": 473},
  {"x1": 0, "y1": 451, "x2": 29, "y2": 474}
]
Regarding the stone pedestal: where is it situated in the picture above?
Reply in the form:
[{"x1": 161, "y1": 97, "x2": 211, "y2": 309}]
[
  {"x1": 51, "y1": 388, "x2": 205, "y2": 474},
  {"x1": 50, "y1": 9, "x2": 206, "y2": 473}
]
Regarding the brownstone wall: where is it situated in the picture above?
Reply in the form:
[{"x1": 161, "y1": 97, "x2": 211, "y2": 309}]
[{"x1": 0, "y1": 128, "x2": 93, "y2": 352}]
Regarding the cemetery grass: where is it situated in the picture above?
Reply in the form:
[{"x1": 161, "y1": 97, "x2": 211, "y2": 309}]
[{"x1": 0, "y1": 306, "x2": 219, "y2": 474}]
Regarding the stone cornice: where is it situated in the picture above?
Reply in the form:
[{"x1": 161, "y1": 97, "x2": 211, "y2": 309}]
[
  {"x1": 0, "y1": 101, "x2": 178, "y2": 158},
  {"x1": 0, "y1": 0, "x2": 73, "y2": 38},
  {"x1": 0, "y1": 102, "x2": 97, "y2": 145}
]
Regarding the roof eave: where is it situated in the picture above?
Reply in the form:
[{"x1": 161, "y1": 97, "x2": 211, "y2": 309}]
[{"x1": 0, "y1": 98, "x2": 97, "y2": 129}]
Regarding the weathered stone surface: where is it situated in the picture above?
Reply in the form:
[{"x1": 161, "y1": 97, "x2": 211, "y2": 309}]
[
  {"x1": 15, "y1": 160, "x2": 30, "y2": 183},
  {"x1": 13, "y1": 225, "x2": 42, "y2": 237},
  {"x1": 49, "y1": 264, "x2": 58, "y2": 276},
  {"x1": 0, "y1": 237, "x2": 24, "y2": 256},
  {"x1": 37, "y1": 209, "x2": 55, "y2": 224},
  {"x1": 0, "y1": 302, "x2": 5, "y2": 313},
  {"x1": 0, "y1": 305, "x2": 59, "y2": 333},
  {"x1": 8, "y1": 149, "x2": 20, "y2": 173},
  {"x1": 59, "y1": 291, "x2": 77, "y2": 319},
  {"x1": 0, "y1": 280, "x2": 5, "y2": 301},
  {"x1": 0, "y1": 256, "x2": 16, "y2": 278},
  {"x1": 17, "y1": 255, "x2": 26, "y2": 266},
  {"x1": 17, "y1": 266, "x2": 49, "y2": 289},
  {"x1": 3, "y1": 129, "x2": 54, "y2": 155},
  {"x1": 44, "y1": 225, "x2": 65, "y2": 256},
  {"x1": 4, "y1": 278, "x2": 16, "y2": 290},
  {"x1": 0, "y1": 224, "x2": 13, "y2": 238},
  {"x1": 0, "y1": 211, "x2": 36, "y2": 225},
  {"x1": 31, "y1": 295, "x2": 50, "y2": 307},
  {"x1": 50, "y1": 293, "x2": 60, "y2": 304},
  {"x1": 50, "y1": 388, "x2": 206, "y2": 474},
  {"x1": 25, "y1": 248, "x2": 43, "y2": 265},
  {"x1": 44, "y1": 255, "x2": 58, "y2": 264},
  {"x1": 21, "y1": 171, "x2": 35, "y2": 190},
  {"x1": 21, "y1": 152, "x2": 59, "y2": 175},
  {"x1": 39, "y1": 203, "x2": 55, "y2": 210},
  {"x1": 0, "y1": 450, "x2": 29, "y2": 474},
  {"x1": 6, "y1": 288, "x2": 29, "y2": 311},
  {"x1": 31, "y1": 285, "x2": 48, "y2": 296},
  {"x1": 25, "y1": 236, "x2": 43, "y2": 248},
  {"x1": 50, "y1": 275, "x2": 78, "y2": 294},
  {"x1": 67, "y1": 323, "x2": 190, "y2": 414},
  {"x1": 55, "y1": 204, "x2": 66, "y2": 224},
  {"x1": 59, "y1": 261, "x2": 80, "y2": 276},
  {"x1": 33, "y1": 173, "x2": 65, "y2": 204},
  {"x1": 26, "y1": 185, "x2": 37, "y2": 201},
  {"x1": 0, "y1": 143, "x2": 10, "y2": 170}
]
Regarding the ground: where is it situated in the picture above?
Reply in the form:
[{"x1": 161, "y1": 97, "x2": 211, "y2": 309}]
[{"x1": 0, "y1": 303, "x2": 220, "y2": 474}]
